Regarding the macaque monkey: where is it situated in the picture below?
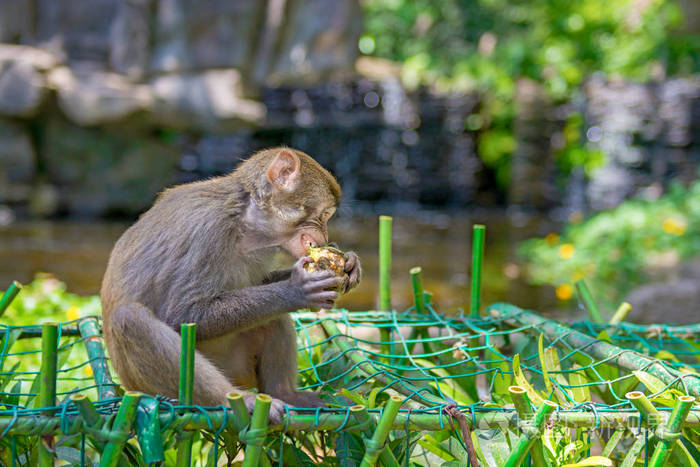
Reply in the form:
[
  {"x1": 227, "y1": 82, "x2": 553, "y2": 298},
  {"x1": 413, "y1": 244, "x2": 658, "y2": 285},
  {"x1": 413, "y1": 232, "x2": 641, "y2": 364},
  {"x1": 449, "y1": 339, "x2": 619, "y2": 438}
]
[{"x1": 100, "y1": 147, "x2": 361, "y2": 421}]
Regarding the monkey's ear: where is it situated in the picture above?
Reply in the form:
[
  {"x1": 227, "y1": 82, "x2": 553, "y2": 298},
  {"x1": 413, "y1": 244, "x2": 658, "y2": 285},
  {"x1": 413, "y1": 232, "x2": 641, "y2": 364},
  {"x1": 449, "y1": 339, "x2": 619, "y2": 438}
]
[{"x1": 266, "y1": 149, "x2": 301, "y2": 192}]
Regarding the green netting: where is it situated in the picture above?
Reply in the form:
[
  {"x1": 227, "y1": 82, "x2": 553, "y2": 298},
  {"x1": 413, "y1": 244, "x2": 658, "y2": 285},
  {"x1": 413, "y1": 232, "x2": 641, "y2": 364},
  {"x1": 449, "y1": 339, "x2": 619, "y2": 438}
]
[{"x1": 0, "y1": 299, "x2": 699, "y2": 466}]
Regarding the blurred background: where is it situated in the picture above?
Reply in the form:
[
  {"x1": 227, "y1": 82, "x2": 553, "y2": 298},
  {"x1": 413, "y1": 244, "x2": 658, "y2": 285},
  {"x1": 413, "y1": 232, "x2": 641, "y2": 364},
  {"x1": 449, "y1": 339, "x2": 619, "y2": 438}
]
[{"x1": 0, "y1": 0, "x2": 698, "y2": 323}]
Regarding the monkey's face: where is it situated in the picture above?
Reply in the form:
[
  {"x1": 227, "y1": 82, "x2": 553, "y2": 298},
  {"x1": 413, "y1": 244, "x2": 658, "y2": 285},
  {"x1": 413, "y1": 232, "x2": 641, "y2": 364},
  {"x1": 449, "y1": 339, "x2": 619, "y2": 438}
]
[
  {"x1": 261, "y1": 148, "x2": 340, "y2": 259},
  {"x1": 283, "y1": 205, "x2": 336, "y2": 258}
]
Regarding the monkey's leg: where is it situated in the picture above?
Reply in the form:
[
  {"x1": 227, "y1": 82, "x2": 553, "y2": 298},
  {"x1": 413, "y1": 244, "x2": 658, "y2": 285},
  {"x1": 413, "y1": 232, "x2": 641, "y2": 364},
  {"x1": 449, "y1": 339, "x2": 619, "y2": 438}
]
[
  {"x1": 105, "y1": 303, "x2": 236, "y2": 406},
  {"x1": 257, "y1": 316, "x2": 325, "y2": 408}
]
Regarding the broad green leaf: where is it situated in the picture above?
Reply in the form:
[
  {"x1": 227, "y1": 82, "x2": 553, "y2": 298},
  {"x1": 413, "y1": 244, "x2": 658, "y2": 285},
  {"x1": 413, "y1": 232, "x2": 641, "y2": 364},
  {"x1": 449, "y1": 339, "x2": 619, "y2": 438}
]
[
  {"x1": 412, "y1": 358, "x2": 476, "y2": 404},
  {"x1": 568, "y1": 364, "x2": 591, "y2": 404},
  {"x1": 561, "y1": 456, "x2": 613, "y2": 467},
  {"x1": 632, "y1": 370, "x2": 667, "y2": 394},
  {"x1": 538, "y1": 334, "x2": 552, "y2": 394},
  {"x1": 334, "y1": 432, "x2": 364, "y2": 467},
  {"x1": 474, "y1": 429, "x2": 511, "y2": 467},
  {"x1": 484, "y1": 348, "x2": 511, "y2": 404},
  {"x1": 416, "y1": 438, "x2": 456, "y2": 462},
  {"x1": 655, "y1": 350, "x2": 680, "y2": 362},
  {"x1": 339, "y1": 388, "x2": 367, "y2": 406},
  {"x1": 512, "y1": 354, "x2": 545, "y2": 406},
  {"x1": 281, "y1": 443, "x2": 317, "y2": 467}
]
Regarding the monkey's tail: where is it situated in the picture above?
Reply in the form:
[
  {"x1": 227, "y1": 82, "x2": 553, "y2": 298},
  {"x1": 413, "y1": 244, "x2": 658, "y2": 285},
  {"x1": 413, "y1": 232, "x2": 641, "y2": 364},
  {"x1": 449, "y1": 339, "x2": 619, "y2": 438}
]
[{"x1": 103, "y1": 302, "x2": 235, "y2": 406}]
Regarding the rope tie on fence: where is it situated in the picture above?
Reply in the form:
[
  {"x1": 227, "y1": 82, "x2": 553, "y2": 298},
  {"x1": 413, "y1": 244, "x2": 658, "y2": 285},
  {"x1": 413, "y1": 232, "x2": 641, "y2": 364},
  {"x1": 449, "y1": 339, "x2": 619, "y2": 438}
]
[
  {"x1": 443, "y1": 403, "x2": 479, "y2": 467},
  {"x1": 238, "y1": 425, "x2": 268, "y2": 448},
  {"x1": 654, "y1": 424, "x2": 682, "y2": 442}
]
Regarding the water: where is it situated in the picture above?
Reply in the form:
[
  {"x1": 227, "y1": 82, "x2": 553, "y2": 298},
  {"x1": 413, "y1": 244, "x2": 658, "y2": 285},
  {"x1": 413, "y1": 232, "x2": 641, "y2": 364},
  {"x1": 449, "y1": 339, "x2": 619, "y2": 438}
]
[{"x1": 0, "y1": 211, "x2": 559, "y2": 314}]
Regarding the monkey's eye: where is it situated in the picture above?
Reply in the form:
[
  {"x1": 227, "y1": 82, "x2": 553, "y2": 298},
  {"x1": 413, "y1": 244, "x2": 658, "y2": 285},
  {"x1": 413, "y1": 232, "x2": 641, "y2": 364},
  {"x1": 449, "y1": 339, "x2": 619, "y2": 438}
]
[{"x1": 321, "y1": 207, "x2": 336, "y2": 222}]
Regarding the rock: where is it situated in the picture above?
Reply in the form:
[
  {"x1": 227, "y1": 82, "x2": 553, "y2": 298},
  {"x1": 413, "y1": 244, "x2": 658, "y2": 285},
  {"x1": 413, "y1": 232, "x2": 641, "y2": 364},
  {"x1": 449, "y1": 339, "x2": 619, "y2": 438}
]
[
  {"x1": 0, "y1": 61, "x2": 48, "y2": 118},
  {"x1": 109, "y1": 0, "x2": 151, "y2": 79},
  {"x1": 0, "y1": 0, "x2": 33, "y2": 43},
  {"x1": 150, "y1": 70, "x2": 265, "y2": 130},
  {"x1": 35, "y1": 0, "x2": 120, "y2": 62},
  {"x1": 48, "y1": 66, "x2": 153, "y2": 125},
  {"x1": 0, "y1": 44, "x2": 60, "y2": 70},
  {"x1": 0, "y1": 120, "x2": 35, "y2": 203},
  {"x1": 149, "y1": 0, "x2": 190, "y2": 73},
  {"x1": 43, "y1": 117, "x2": 179, "y2": 216},
  {"x1": 264, "y1": 0, "x2": 362, "y2": 85}
]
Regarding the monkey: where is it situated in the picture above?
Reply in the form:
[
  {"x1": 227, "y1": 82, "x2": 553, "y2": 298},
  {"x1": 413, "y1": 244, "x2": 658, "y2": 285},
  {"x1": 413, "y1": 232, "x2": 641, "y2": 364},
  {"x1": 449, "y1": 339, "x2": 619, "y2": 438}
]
[{"x1": 100, "y1": 147, "x2": 361, "y2": 422}]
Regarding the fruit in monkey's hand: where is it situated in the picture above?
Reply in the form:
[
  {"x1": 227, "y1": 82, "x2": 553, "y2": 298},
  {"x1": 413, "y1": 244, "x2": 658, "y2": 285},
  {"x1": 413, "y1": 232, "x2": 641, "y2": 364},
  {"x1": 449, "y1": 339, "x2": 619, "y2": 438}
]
[{"x1": 304, "y1": 246, "x2": 348, "y2": 291}]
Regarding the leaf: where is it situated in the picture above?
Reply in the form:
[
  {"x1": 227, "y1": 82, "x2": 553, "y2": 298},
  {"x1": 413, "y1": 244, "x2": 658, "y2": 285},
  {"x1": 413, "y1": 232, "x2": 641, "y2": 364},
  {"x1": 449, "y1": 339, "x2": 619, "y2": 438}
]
[
  {"x1": 512, "y1": 354, "x2": 545, "y2": 406},
  {"x1": 367, "y1": 387, "x2": 381, "y2": 408},
  {"x1": 561, "y1": 455, "x2": 613, "y2": 467},
  {"x1": 474, "y1": 429, "x2": 511, "y2": 467},
  {"x1": 334, "y1": 432, "x2": 364, "y2": 467},
  {"x1": 281, "y1": 443, "x2": 317, "y2": 467},
  {"x1": 0, "y1": 329, "x2": 22, "y2": 372},
  {"x1": 568, "y1": 364, "x2": 591, "y2": 404},
  {"x1": 632, "y1": 370, "x2": 666, "y2": 394},
  {"x1": 339, "y1": 389, "x2": 367, "y2": 406},
  {"x1": 538, "y1": 334, "x2": 552, "y2": 394},
  {"x1": 416, "y1": 437, "x2": 456, "y2": 462},
  {"x1": 55, "y1": 446, "x2": 83, "y2": 465},
  {"x1": 412, "y1": 358, "x2": 476, "y2": 404}
]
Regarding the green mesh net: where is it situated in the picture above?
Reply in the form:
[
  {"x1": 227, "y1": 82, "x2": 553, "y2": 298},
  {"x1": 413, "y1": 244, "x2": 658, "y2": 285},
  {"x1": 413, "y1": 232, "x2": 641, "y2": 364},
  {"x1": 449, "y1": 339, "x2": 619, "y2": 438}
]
[{"x1": 0, "y1": 299, "x2": 698, "y2": 466}]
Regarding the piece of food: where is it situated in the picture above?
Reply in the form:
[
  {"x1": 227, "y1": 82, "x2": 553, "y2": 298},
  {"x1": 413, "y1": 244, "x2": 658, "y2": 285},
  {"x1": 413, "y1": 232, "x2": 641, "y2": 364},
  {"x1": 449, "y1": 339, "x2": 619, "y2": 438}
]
[{"x1": 304, "y1": 246, "x2": 348, "y2": 291}]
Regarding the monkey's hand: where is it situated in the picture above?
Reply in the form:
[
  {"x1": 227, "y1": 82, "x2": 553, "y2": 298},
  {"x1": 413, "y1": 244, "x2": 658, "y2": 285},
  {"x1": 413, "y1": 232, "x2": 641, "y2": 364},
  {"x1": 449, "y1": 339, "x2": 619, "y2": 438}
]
[
  {"x1": 288, "y1": 257, "x2": 341, "y2": 309},
  {"x1": 342, "y1": 251, "x2": 362, "y2": 294}
]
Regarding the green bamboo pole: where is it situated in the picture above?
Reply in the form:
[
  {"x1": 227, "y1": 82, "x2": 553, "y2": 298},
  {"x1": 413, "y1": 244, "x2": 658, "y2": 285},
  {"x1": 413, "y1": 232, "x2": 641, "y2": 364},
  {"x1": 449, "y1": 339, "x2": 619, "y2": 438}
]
[
  {"x1": 241, "y1": 394, "x2": 272, "y2": 467},
  {"x1": 176, "y1": 323, "x2": 196, "y2": 467},
  {"x1": 470, "y1": 225, "x2": 485, "y2": 317},
  {"x1": 100, "y1": 391, "x2": 141, "y2": 467},
  {"x1": 379, "y1": 215, "x2": 393, "y2": 362},
  {"x1": 574, "y1": 280, "x2": 604, "y2": 324},
  {"x1": 135, "y1": 397, "x2": 165, "y2": 464},
  {"x1": 228, "y1": 391, "x2": 252, "y2": 434},
  {"x1": 351, "y1": 405, "x2": 399, "y2": 467},
  {"x1": 71, "y1": 394, "x2": 107, "y2": 451},
  {"x1": 359, "y1": 395, "x2": 403, "y2": 467},
  {"x1": 410, "y1": 267, "x2": 426, "y2": 314},
  {"x1": 79, "y1": 317, "x2": 118, "y2": 400},
  {"x1": 609, "y1": 302, "x2": 631, "y2": 325},
  {"x1": 648, "y1": 395, "x2": 695, "y2": 467},
  {"x1": 508, "y1": 386, "x2": 548, "y2": 467},
  {"x1": 0, "y1": 281, "x2": 21, "y2": 317},
  {"x1": 0, "y1": 406, "x2": 697, "y2": 438},
  {"x1": 38, "y1": 322, "x2": 58, "y2": 467},
  {"x1": 489, "y1": 303, "x2": 700, "y2": 397},
  {"x1": 503, "y1": 400, "x2": 557, "y2": 467},
  {"x1": 626, "y1": 391, "x2": 662, "y2": 426}
]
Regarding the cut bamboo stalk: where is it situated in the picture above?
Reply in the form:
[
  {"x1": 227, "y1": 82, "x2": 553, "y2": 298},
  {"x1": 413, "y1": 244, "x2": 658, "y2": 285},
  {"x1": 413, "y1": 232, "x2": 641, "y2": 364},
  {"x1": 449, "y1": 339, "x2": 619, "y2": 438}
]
[
  {"x1": 175, "y1": 323, "x2": 196, "y2": 467},
  {"x1": 79, "y1": 317, "x2": 118, "y2": 400},
  {"x1": 508, "y1": 386, "x2": 548, "y2": 467},
  {"x1": 359, "y1": 395, "x2": 403, "y2": 467},
  {"x1": 71, "y1": 394, "x2": 100, "y2": 427},
  {"x1": 574, "y1": 280, "x2": 604, "y2": 324},
  {"x1": 626, "y1": 391, "x2": 661, "y2": 426},
  {"x1": 379, "y1": 215, "x2": 393, "y2": 362},
  {"x1": 351, "y1": 405, "x2": 399, "y2": 467},
  {"x1": 470, "y1": 225, "x2": 485, "y2": 317},
  {"x1": 228, "y1": 391, "x2": 251, "y2": 434},
  {"x1": 100, "y1": 391, "x2": 141, "y2": 467},
  {"x1": 135, "y1": 397, "x2": 165, "y2": 464},
  {"x1": 38, "y1": 322, "x2": 58, "y2": 467},
  {"x1": 648, "y1": 395, "x2": 695, "y2": 467},
  {"x1": 609, "y1": 302, "x2": 631, "y2": 325},
  {"x1": 489, "y1": 303, "x2": 700, "y2": 398},
  {"x1": 503, "y1": 400, "x2": 558, "y2": 467},
  {"x1": 0, "y1": 281, "x2": 21, "y2": 317},
  {"x1": 410, "y1": 267, "x2": 426, "y2": 314},
  {"x1": 241, "y1": 394, "x2": 272, "y2": 467}
]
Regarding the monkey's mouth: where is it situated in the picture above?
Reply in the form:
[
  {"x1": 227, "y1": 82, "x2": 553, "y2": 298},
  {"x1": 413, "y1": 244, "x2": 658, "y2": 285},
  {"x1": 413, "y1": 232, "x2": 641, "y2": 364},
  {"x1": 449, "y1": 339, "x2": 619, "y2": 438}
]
[{"x1": 300, "y1": 233, "x2": 319, "y2": 250}]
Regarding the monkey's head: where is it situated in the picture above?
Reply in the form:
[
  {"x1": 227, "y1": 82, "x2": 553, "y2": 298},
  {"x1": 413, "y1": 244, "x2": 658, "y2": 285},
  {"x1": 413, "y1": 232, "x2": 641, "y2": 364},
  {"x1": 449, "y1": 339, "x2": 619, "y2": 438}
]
[{"x1": 237, "y1": 147, "x2": 341, "y2": 258}]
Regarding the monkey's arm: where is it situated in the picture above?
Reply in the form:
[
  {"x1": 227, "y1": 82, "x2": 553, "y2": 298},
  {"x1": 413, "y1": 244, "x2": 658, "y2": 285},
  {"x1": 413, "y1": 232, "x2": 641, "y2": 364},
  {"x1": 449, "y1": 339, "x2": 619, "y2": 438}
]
[
  {"x1": 262, "y1": 269, "x2": 292, "y2": 284},
  {"x1": 169, "y1": 259, "x2": 340, "y2": 340}
]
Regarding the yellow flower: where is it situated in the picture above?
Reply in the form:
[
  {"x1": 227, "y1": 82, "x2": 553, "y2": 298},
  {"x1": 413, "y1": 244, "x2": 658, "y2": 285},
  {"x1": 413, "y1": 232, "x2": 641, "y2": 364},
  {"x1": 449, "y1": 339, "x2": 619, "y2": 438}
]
[
  {"x1": 83, "y1": 365, "x2": 93, "y2": 377},
  {"x1": 545, "y1": 233, "x2": 560, "y2": 246},
  {"x1": 558, "y1": 243, "x2": 575, "y2": 259},
  {"x1": 66, "y1": 306, "x2": 80, "y2": 321},
  {"x1": 662, "y1": 218, "x2": 686, "y2": 236},
  {"x1": 556, "y1": 284, "x2": 573, "y2": 300}
]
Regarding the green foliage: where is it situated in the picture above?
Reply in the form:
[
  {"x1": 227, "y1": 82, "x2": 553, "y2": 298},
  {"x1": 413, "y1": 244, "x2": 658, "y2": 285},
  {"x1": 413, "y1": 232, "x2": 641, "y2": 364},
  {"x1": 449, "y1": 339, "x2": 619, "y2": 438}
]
[
  {"x1": 361, "y1": 0, "x2": 699, "y2": 181},
  {"x1": 519, "y1": 179, "x2": 700, "y2": 306}
]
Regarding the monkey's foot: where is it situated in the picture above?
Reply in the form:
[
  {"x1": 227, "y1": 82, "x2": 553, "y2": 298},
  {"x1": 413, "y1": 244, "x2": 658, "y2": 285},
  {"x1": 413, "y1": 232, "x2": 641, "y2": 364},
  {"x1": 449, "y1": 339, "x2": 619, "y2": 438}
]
[
  {"x1": 280, "y1": 391, "x2": 326, "y2": 409},
  {"x1": 243, "y1": 393, "x2": 287, "y2": 425}
]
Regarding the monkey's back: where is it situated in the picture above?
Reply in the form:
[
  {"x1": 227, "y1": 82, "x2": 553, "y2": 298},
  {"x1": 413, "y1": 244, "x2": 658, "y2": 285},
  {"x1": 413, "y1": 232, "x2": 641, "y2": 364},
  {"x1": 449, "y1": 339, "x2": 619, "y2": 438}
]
[{"x1": 100, "y1": 177, "x2": 245, "y2": 324}]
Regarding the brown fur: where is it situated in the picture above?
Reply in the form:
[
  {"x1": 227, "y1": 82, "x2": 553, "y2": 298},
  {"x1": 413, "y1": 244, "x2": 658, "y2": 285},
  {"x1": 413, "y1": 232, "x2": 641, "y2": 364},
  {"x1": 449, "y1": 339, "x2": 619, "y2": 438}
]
[{"x1": 100, "y1": 147, "x2": 359, "y2": 420}]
